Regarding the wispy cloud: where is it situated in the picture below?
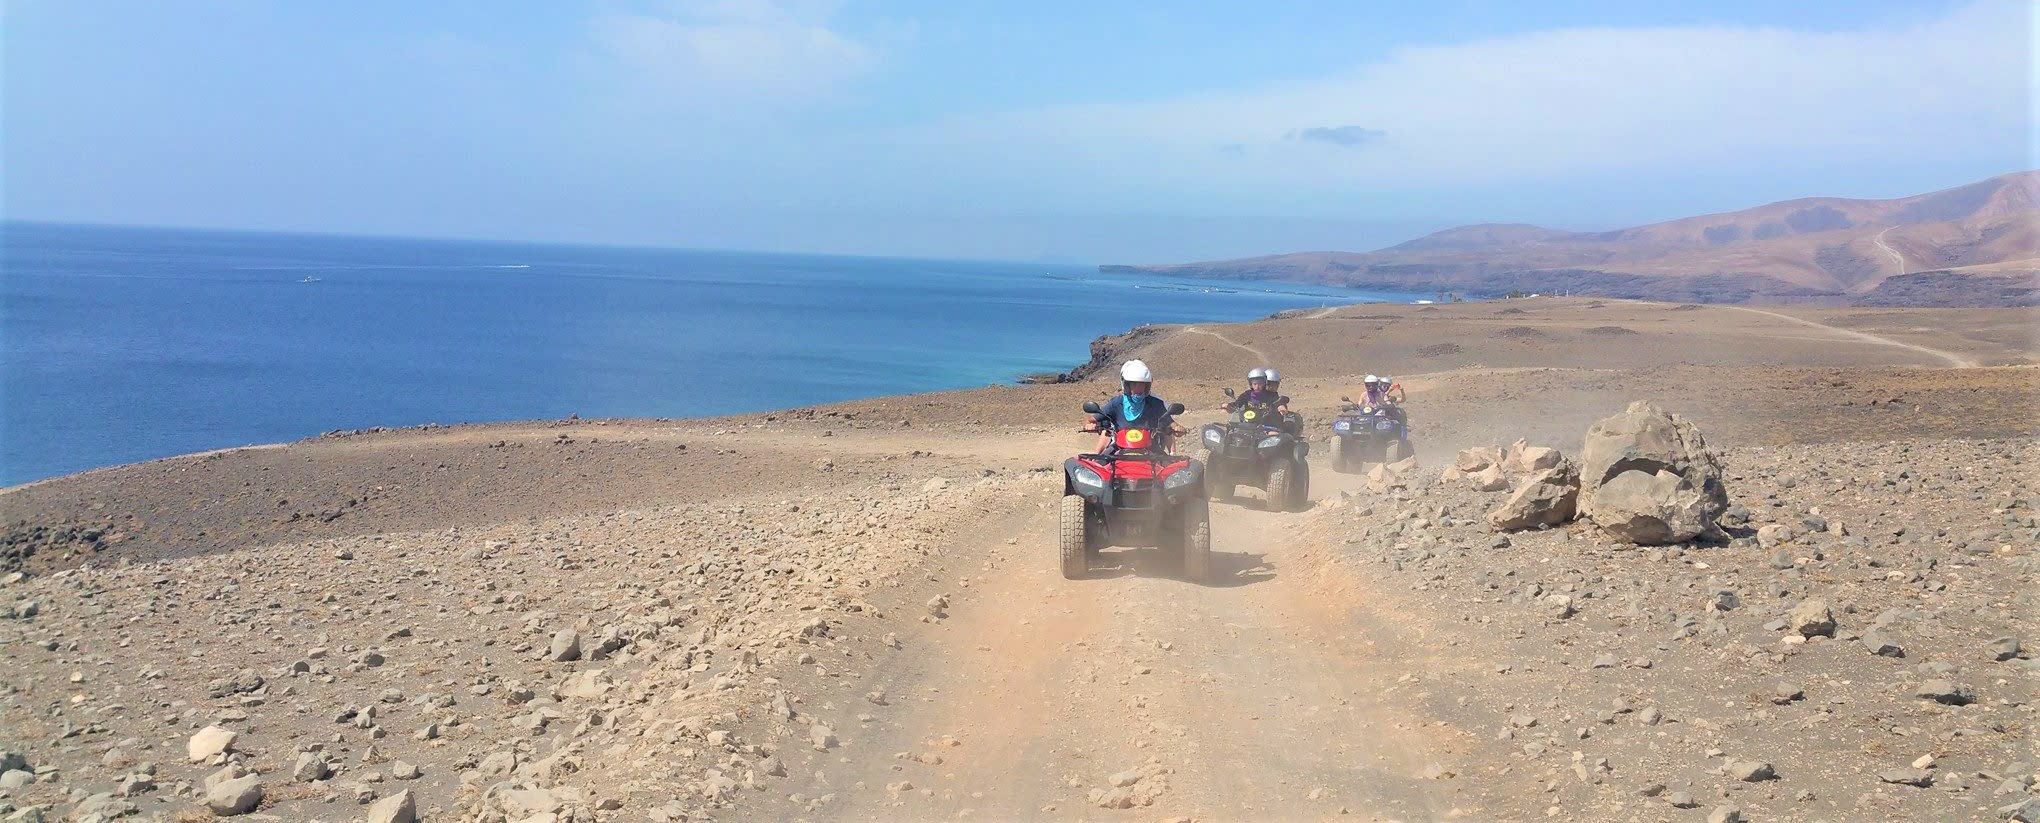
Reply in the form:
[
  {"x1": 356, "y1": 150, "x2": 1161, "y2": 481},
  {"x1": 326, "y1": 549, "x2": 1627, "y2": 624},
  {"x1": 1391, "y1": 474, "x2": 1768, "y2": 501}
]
[
  {"x1": 886, "y1": 0, "x2": 2027, "y2": 213},
  {"x1": 1290, "y1": 126, "x2": 1385, "y2": 148},
  {"x1": 590, "y1": 0, "x2": 876, "y2": 102}
]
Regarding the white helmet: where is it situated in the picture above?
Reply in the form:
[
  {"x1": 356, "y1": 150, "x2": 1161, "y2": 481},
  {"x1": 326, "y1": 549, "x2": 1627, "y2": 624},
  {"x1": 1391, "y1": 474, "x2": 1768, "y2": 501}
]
[
  {"x1": 1247, "y1": 367, "x2": 1267, "y2": 381},
  {"x1": 1263, "y1": 368, "x2": 1282, "y2": 382},
  {"x1": 1363, "y1": 374, "x2": 1380, "y2": 384},
  {"x1": 1120, "y1": 360, "x2": 1153, "y2": 383}
]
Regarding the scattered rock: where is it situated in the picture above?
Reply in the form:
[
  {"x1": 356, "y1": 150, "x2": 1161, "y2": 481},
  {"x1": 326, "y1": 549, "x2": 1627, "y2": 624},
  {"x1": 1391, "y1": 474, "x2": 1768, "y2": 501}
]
[
  {"x1": 1786, "y1": 598, "x2": 1836, "y2": 637},
  {"x1": 1863, "y1": 628, "x2": 1906, "y2": 657},
  {"x1": 205, "y1": 769, "x2": 264, "y2": 816},
  {"x1": 1727, "y1": 761, "x2": 1775, "y2": 782},
  {"x1": 548, "y1": 627, "x2": 582, "y2": 661},
  {"x1": 1915, "y1": 679, "x2": 1975, "y2": 705},
  {"x1": 367, "y1": 789, "x2": 418, "y2": 823},
  {"x1": 187, "y1": 725, "x2": 237, "y2": 762},
  {"x1": 1488, "y1": 463, "x2": 1580, "y2": 531}
]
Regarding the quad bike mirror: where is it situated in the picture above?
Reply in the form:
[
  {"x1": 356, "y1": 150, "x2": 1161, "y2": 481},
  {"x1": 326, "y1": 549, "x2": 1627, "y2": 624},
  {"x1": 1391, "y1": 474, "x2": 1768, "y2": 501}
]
[
  {"x1": 1081, "y1": 401, "x2": 1101, "y2": 414},
  {"x1": 1340, "y1": 395, "x2": 1352, "y2": 402},
  {"x1": 1222, "y1": 387, "x2": 1236, "y2": 398},
  {"x1": 1166, "y1": 402, "x2": 1185, "y2": 415}
]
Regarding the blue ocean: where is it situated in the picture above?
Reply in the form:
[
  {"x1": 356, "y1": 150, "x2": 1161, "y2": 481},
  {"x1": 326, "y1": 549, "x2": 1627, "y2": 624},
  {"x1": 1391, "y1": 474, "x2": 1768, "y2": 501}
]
[{"x1": 1, "y1": 223, "x2": 1421, "y2": 484}]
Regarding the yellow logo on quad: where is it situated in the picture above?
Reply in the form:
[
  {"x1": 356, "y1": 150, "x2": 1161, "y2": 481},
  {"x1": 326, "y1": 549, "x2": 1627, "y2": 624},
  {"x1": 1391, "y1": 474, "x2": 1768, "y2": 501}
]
[
  {"x1": 1125, "y1": 429, "x2": 1146, "y2": 444},
  {"x1": 1243, "y1": 410, "x2": 1257, "y2": 420}
]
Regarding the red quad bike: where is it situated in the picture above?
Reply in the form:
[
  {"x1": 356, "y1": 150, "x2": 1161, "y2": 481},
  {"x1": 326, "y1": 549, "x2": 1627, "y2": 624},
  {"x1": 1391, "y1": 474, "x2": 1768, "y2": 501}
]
[{"x1": 1060, "y1": 401, "x2": 1212, "y2": 583}]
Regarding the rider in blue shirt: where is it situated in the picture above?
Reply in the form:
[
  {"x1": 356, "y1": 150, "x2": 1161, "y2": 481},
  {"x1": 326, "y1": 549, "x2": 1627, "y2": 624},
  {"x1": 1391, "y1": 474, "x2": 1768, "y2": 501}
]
[{"x1": 1085, "y1": 360, "x2": 1183, "y2": 452}]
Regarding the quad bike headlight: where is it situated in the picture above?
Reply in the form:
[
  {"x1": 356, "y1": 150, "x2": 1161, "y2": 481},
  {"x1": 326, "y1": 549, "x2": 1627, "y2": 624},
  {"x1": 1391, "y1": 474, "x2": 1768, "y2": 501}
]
[
  {"x1": 1333, "y1": 420, "x2": 1351, "y2": 432},
  {"x1": 1163, "y1": 464, "x2": 1201, "y2": 490},
  {"x1": 1071, "y1": 465, "x2": 1105, "y2": 490},
  {"x1": 1202, "y1": 427, "x2": 1223, "y2": 446},
  {"x1": 1258, "y1": 435, "x2": 1284, "y2": 449}
]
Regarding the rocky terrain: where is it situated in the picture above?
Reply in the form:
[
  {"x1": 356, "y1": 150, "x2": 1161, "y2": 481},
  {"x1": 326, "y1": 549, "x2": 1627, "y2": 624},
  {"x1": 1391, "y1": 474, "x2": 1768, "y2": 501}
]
[
  {"x1": 1102, "y1": 171, "x2": 2039, "y2": 306},
  {"x1": 1, "y1": 298, "x2": 2035, "y2": 821}
]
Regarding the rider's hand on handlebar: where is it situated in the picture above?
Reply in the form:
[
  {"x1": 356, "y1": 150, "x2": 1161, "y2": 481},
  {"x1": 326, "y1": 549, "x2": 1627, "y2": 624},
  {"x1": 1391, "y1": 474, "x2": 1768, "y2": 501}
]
[{"x1": 1080, "y1": 420, "x2": 1099, "y2": 432}]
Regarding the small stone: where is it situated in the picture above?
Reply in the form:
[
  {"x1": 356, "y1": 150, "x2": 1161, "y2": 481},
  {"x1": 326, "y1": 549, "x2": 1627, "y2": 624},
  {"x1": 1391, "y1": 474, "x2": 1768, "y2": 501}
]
[
  {"x1": 1727, "y1": 761, "x2": 1774, "y2": 782},
  {"x1": 1786, "y1": 598, "x2": 1836, "y2": 637},
  {"x1": 548, "y1": 628, "x2": 582, "y2": 661},
  {"x1": 1991, "y1": 637, "x2": 2021, "y2": 661},
  {"x1": 1591, "y1": 653, "x2": 1618, "y2": 668},
  {"x1": 1706, "y1": 806, "x2": 1744, "y2": 823},
  {"x1": 390, "y1": 760, "x2": 420, "y2": 780},
  {"x1": 1915, "y1": 679, "x2": 1975, "y2": 705},
  {"x1": 1666, "y1": 790, "x2": 1698, "y2": 808},
  {"x1": 1770, "y1": 682, "x2": 1804, "y2": 704},
  {"x1": 1879, "y1": 768, "x2": 1933, "y2": 787},
  {"x1": 367, "y1": 789, "x2": 417, "y2": 823},
  {"x1": 1912, "y1": 754, "x2": 1936, "y2": 770},
  {"x1": 187, "y1": 725, "x2": 237, "y2": 762},
  {"x1": 809, "y1": 724, "x2": 837, "y2": 751},
  {"x1": 205, "y1": 771, "x2": 264, "y2": 815},
  {"x1": 1862, "y1": 628, "x2": 1905, "y2": 657},
  {"x1": 292, "y1": 752, "x2": 332, "y2": 782}
]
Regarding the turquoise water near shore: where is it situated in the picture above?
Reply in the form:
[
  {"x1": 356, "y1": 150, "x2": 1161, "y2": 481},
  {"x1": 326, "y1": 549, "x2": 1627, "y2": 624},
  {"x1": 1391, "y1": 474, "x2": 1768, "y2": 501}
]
[{"x1": 1, "y1": 223, "x2": 1426, "y2": 484}]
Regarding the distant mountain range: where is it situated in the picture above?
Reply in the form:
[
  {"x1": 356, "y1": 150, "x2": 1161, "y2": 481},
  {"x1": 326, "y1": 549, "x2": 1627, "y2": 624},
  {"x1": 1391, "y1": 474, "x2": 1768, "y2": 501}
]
[{"x1": 1103, "y1": 172, "x2": 2039, "y2": 305}]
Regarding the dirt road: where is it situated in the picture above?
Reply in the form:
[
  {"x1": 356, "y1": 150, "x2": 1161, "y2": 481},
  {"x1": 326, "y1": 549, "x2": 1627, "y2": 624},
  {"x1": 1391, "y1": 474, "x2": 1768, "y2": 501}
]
[{"x1": 733, "y1": 462, "x2": 1500, "y2": 822}]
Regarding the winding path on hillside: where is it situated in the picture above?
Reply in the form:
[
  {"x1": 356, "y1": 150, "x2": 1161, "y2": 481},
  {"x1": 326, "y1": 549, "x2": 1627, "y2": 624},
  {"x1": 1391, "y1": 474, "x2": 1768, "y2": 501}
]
[
  {"x1": 1182, "y1": 325, "x2": 1269, "y2": 362},
  {"x1": 1721, "y1": 305, "x2": 1978, "y2": 368},
  {"x1": 1872, "y1": 227, "x2": 1909, "y2": 276}
]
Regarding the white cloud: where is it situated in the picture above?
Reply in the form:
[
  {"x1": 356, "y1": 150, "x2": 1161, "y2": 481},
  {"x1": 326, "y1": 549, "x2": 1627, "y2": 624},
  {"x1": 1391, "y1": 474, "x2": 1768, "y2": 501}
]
[
  {"x1": 590, "y1": 0, "x2": 876, "y2": 102},
  {"x1": 881, "y1": 0, "x2": 2029, "y2": 211}
]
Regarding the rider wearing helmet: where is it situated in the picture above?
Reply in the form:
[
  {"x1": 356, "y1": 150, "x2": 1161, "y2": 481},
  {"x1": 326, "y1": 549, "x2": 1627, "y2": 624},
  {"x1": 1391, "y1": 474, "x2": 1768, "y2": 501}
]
[
  {"x1": 1262, "y1": 367, "x2": 1302, "y2": 436},
  {"x1": 1361, "y1": 374, "x2": 1407, "y2": 422},
  {"x1": 1225, "y1": 368, "x2": 1281, "y2": 417},
  {"x1": 1085, "y1": 360, "x2": 1185, "y2": 453}
]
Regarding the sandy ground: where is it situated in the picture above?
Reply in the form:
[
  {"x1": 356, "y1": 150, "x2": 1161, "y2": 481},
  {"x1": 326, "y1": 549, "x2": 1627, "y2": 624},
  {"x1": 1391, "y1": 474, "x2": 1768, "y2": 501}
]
[{"x1": 1, "y1": 297, "x2": 2035, "y2": 822}]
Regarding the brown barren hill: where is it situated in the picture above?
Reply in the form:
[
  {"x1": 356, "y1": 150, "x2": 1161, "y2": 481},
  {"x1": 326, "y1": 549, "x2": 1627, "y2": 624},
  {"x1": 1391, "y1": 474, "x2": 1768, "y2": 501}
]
[{"x1": 1104, "y1": 171, "x2": 2040, "y2": 305}]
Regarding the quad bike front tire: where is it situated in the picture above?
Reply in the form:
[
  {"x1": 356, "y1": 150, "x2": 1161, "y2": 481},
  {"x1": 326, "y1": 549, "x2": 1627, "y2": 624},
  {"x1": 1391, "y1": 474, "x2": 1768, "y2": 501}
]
[
  {"x1": 1058, "y1": 494, "x2": 1090, "y2": 579},
  {"x1": 1289, "y1": 460, "x2": 1311, "y2": 511},
  {"x1": 1330, "y1": 436, "x2": 1352, "y2": 474},
  {"x1": 1194, "y1": 449, "x2": 1229, "y2": 500},
  {"x1": 1265, "y1": 462, "x2": 1292, "y2": 510},
  {"x1": 1384, "y1": 438, "x2": 1409, "y2": 464},
  {"x1": 1180, "y1": 503, "x2": 1212, "y2": 583}
]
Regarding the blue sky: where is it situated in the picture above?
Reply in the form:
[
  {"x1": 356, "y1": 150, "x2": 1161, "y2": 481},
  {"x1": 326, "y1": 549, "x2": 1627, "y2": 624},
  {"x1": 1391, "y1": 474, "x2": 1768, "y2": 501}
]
[{"x1": 3, "y1": 0, "x2": 2031, "y2": 262}]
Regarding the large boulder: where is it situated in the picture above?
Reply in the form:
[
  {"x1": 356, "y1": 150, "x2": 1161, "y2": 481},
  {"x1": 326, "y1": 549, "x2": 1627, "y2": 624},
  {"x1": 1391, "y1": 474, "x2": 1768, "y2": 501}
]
[
  {"x1": 1488, "y1": 463, "x2": 1580, "y2": 531},
  {"x1": 1579, "y1": 401, "x2": 1728, "y2": 543},
  {"x1": 1589, "y1": 469, "x2": 1717, "y2": 544}
]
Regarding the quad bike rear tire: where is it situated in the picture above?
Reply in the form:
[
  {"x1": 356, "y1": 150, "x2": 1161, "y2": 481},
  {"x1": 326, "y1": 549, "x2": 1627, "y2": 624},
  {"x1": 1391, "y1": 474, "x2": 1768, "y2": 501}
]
[
  {"x1": 1180, "y1": 503, "x2": 1212, "y2": 583},
  {"x1": 1265, "y1": 462, "x2": 1292, "y2": 510},
  {"x1": 1058, "y1": 494, "x2": 1090, "y2": 579}
]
